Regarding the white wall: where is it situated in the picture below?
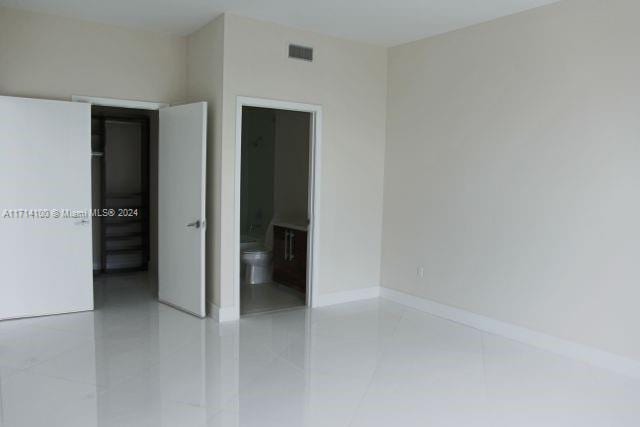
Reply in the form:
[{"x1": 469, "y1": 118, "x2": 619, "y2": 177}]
[
  {"x1": 0, "y1": 6, "x2": 187, "y2": 103},
  {"x1": 214, "y1": 14, "x2": 388, "y2": 307},
  {"x1": 382, "y1": 0, "x2": 640, "y2": 361},
  {"x1": 186, "y1": 16, "x2": 225, "y2": 306},
  {"x1": 273, "y1": 109, "x2": 310, "y2": 224}
]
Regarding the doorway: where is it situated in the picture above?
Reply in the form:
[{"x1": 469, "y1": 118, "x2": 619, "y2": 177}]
[
  {"x1": 0, "y1": 95, "x2": 206, "y2": 321},
  {"x1": 90, "y1": 105, "x2": 158, "y2": 307},
  {"x1": 235, "y1": 97, "x2": 322, "y2": 316},
  {"x1": 91, "y1": 106, "x2": 155, "y2": 275},
  {"x1": 76, "y1": 96, "x2": 208, "y2": 318}
]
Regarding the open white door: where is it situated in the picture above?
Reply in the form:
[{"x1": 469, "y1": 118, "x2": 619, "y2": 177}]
[
  {"x1": 0, "y1": 96, "x2": 93, "y2": 320},
  {"x1": 158, "y1": 102, "x2": 207, "y2": 317}
]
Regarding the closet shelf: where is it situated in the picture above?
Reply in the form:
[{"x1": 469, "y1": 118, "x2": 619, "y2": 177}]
[
  {"x1": 104, "y1": 217, "x2": 143, "y2": 225},
  {"x1": 105, "y1": 246, "x2": 145, "y2": 255},
  {"x1": 104, "y1": 205, "x2": 144, "y2": 210},
  {"x1": 94, "y1": 111, "x2": 150, "y2": 274},
  {"x1": 105, "y1": 192, "x2": 143, "y2": 199},
  {"x1": 104, "y1": 232, "x2": 144, "y2": 241}
]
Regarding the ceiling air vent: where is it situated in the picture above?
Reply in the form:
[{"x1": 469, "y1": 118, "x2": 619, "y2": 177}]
[{"x1": 288, "y1": 44, "x2": 313, "y2": 62}]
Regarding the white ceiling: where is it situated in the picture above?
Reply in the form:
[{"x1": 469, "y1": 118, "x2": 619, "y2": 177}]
[{"x1": 0, "y1": 0, "x2": 560, "y2": 46}]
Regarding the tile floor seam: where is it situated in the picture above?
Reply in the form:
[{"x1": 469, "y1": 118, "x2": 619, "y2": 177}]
[
  {"x1": 345, "y1": 305, "x2": 407, "y2": 427},
  {"x1": 20, "y1": 368, "x2": 110, "y2": 390},
  {"x1": 18, "y1": 338, "x2": 88, "y2": 371},
  {"x1": 12, "y1": 313, "x2": 105, "y2": 337},
  {"x1": 203, "y1": 394, "x2": 240, "y2": 426},
  {"x1": 13, "y1": 338, "x2": 94, "y2": 373},
  {"x1": 480, "y1": 332, "x2": 490, "y2": 400},
  {"x1": 5, "y1": 369, "x2": 107, "y2": 391}
]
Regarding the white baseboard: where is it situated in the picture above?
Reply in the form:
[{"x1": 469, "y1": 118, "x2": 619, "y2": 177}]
[
  {"x1": 380, "y1": 288, "x2": 640, "y2": 379},
  {"x1": 208, "y1": 301, "x2": 239, "y2": 322},
  {"x1": 314, "y1": 286, "x2": 380, "y2": 308}
]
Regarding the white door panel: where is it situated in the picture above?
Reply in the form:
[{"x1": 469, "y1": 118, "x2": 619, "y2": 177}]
[
  {"x1": 158, "y1": 102, "x2": 207, "y2": 317},
  {"x1": 0, "y1": 96, "x2": 93, "y2": 320}
]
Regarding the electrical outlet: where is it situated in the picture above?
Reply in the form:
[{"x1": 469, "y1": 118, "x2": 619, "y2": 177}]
[{"x1": 417, "y1": 266, "x2": 424, "y2": 279}]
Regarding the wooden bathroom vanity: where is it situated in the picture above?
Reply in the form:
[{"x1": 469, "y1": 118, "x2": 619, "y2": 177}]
[{"x1": 273, "y1": 224, "x2": 307, "y2": 294}]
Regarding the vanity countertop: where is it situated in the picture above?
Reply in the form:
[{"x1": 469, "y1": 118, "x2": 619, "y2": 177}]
[{"x1": 272, "y1": 221, "x2": 308, "y2": 232}]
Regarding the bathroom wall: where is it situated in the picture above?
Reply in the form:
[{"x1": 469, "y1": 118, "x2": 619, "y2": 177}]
[
  {"x1": 240, "y1": 108, "x2": 310, "y2": 240},
  {"x1": 240, "y1": 107, "x2": 276, "y2": 240},
  {"x1": 273, "y1": 110, "x2": 310, "y2": 224}
]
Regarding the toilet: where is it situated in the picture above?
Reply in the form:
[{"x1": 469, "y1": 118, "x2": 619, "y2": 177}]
[{"x1": 241, "y1": 223, "x2": 273, "y2": 285}]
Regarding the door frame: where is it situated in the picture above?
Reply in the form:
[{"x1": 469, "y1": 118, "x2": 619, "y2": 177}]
[
  {"x1": 72, "y1": 95, "x2": 165, "y2": 289},
  {"x1": 72, "y1": 95, "x2": 167, "y2": 110},
  {"x1": 235, "y1": 96, "x2": 322, "y2": 316}
]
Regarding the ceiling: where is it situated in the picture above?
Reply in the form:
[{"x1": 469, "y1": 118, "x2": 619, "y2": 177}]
[{"x1": 0, "y1": 0, "x2": 560, "y2": 46}]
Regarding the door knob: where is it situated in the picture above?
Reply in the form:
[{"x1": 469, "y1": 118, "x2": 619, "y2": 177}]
[{"x1": 186, "y1": 220, "x2": 201, "y2": 228}]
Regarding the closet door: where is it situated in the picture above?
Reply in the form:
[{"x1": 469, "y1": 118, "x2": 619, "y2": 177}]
[
  {"x1": 0, "y1": 96, "x2": 93, "y2": 320},
  {"x1": 158, "y1": 102, "x2": 207, "y2": 318}
]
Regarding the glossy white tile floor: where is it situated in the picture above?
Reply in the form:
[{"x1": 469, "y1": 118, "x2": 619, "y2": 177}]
[
  {"x1": 240, "y1": 282, "x2": 305, "y2": 315},
  {"x1": 1, "y1": 273, "x2": 639, "y2": 427}
]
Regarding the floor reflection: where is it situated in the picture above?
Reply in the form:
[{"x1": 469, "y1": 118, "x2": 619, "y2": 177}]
[{"x1": 0, "y1": 273, "x2": 639, "y2": 427}]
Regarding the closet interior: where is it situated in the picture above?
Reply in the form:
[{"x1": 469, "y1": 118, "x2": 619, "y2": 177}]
[{"x1": 91, "y1": 106, "x2": 155, "y2": 274}]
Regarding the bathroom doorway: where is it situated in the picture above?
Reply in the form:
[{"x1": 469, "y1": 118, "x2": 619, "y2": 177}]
[{"x1": 236, "y1": 98, "x2": 321, "y2": 316}]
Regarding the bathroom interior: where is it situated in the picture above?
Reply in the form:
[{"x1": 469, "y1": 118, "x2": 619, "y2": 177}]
[{"x1": 240, "y1": 106, "x2": 311, "y2": 315}]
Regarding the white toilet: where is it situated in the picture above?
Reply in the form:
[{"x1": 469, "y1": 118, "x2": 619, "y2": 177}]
[{"x1": 241, "y1": 223, "x2": 273, "y2": 285}]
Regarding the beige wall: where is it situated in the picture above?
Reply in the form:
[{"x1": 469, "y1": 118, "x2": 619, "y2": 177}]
[
  {"x1": 215, "y1": 14, "x2": 387, "y2": 307},
  {"x1": 186, "y1": 16, "x2": 225, "y2": 307},
  {"x1": 382, "y1": 0, "x2": 640, "y2": 361},
  {"x1": 0, "y1": 6, "x2": 187, "y2": 103}
]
